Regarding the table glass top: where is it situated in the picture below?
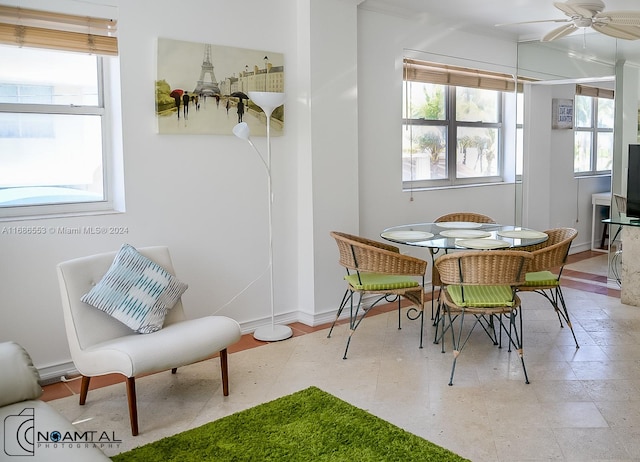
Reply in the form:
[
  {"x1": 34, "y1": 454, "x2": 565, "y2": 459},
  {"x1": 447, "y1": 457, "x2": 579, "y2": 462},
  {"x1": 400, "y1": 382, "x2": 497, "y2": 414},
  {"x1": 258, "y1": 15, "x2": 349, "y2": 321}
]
[
  {"x1": 381, "y1": 223, "x2": 549, "y2": 250},
  {"x1": 603, "y1": 217, "x2": 640, "y2": 227}
]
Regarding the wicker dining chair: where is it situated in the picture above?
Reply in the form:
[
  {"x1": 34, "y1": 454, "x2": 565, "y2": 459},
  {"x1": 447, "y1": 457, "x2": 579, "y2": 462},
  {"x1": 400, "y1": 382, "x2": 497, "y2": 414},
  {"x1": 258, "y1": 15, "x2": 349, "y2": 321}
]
[
  {"x1": 433, "y1": 212, "x2": 497, "y2": 225},
  {"x1": 328, "y1": 231, "x2": 428, "y2": 359},
  {"x1": 435, "y1": 250, "x2": 533, "y2": 385},
  {"x1": 431, "y1": 213, "x2": 497, "y2": 322},
  {"x1": 515, "y1": 227, "x2": 579, "y2": 348}
]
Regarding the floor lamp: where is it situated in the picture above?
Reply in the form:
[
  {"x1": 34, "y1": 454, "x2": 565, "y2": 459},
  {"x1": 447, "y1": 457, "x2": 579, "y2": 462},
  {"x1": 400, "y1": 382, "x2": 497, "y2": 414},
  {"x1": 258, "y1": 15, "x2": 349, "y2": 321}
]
[{"x1": 233, "y1": 91, "x2": 292, "y2": 342}]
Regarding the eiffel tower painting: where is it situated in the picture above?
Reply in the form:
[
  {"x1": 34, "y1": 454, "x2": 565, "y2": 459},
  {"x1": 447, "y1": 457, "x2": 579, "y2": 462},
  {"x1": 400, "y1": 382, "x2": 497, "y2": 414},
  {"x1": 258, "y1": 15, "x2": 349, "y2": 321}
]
[
  {"x1": 193, "y1": 44, "x2": 221, "y2": 96},
  {"x1": 156, "y1": 37, "x2": 284, "y2": 135}
]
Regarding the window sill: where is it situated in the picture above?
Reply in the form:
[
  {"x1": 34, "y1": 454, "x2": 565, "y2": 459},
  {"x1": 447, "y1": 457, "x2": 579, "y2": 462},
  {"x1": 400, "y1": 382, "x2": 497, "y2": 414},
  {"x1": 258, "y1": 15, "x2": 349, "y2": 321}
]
[
  {"x1": 403, "y1": 180, "x2": 512, "y2": 193},
  {"x1": 0, "y1": 207, "x2": 125, "y2": 223}
]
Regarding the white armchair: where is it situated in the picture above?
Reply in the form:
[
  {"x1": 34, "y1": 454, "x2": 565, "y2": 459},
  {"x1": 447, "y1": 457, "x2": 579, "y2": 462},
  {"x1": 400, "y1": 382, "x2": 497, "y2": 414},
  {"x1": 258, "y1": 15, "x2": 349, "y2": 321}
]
[
  {"x1": 0, "y1": 341, "x2": 110, "y2": 461},
  {"x1": 56, "y1": 246, "x2": 242, "y2": 436}
]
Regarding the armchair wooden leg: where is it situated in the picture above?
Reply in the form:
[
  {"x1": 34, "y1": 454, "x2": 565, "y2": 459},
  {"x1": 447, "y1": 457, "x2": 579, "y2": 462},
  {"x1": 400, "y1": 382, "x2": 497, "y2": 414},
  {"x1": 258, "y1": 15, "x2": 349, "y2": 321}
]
[
  {"x1": 79, "y1": 375, "x2": 90, "y2": 405},
  {"x1": 125, "y1": 377, "x2": 139, "y2": 436},
  {"x1": 219, "y1": 348, "x2": 229, "y2": 396}
]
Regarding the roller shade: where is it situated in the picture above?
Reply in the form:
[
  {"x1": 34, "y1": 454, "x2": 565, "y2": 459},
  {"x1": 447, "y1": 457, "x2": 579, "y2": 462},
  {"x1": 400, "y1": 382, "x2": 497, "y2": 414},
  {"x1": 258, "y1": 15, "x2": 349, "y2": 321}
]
[
  {"x1": 0, "y1": 5, "x2": 117, "y2": 56},
  {"x1": 576, "y1": 84, "x2": 614, "y2": 99},
  {"x1": 404, "y1": 58, "x2": 518, "y2": 92}
]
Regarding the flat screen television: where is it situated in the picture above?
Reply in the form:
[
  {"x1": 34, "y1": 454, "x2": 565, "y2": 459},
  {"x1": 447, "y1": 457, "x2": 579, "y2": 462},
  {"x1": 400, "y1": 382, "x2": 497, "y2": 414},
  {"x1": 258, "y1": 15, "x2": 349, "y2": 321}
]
[{"x1": 627, "y1": 144, "x2": 640, "y2": 220}]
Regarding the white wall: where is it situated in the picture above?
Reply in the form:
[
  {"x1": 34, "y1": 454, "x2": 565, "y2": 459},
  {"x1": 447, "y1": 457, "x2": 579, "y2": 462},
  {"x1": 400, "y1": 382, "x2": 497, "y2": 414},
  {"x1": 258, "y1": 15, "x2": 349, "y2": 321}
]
[
  {"x1": 305, "y1": 0, "x2": 361, "y2": 322},
  {"x1": 523, "y1": 83, "x2": 610, "y2": 249},
  {"x1": 357, "y1": 9, "x2": 520, "y2": 262},
  {"x1": 0, "y1": 0, "x2": 360, "y2": 378},
  {"x1": 2, "y1": 0, "x2": 623, "y2": 378}
]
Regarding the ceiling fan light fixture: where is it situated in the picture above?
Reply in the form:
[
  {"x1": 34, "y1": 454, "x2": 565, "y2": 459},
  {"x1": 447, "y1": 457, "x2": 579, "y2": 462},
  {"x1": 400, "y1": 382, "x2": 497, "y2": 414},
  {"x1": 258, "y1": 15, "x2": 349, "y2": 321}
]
[{"x1": 573, "y1": 17, "x2": 593, "y2": 27}]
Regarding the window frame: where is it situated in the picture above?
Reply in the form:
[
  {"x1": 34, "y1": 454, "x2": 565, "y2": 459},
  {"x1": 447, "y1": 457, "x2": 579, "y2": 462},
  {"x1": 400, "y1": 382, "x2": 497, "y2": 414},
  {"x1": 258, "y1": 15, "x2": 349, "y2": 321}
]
[
  {"x1": 402, "y1": 77, "x2": 507, "y2": 190},
  {"x1": 573, "y1": 92, "x2": 614, "y2": 177},
  {"x1": 0, "y1": 4, "x2": 122, "y2": 221}
]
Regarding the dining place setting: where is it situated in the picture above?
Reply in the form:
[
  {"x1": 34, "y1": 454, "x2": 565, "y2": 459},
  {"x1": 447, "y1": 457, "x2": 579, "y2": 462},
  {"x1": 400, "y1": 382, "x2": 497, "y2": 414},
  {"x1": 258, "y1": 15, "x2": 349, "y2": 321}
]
[{"x1": 380, "y1": 220, "x2": 549, "y2": 250}]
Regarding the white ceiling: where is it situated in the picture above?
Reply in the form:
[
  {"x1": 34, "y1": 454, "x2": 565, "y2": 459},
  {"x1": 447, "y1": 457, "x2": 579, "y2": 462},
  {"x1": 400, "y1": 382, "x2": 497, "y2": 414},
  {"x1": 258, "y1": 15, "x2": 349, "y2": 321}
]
[{"x1": 359, "y1": 0, "x2": 640, "y2": 64}]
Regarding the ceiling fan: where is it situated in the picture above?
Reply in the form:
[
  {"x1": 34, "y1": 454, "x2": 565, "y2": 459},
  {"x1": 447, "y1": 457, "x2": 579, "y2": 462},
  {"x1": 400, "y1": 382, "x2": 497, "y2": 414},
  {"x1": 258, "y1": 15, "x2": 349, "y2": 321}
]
[{"x1": 498, "y1": 0, "x2": 640, "y2": 42}]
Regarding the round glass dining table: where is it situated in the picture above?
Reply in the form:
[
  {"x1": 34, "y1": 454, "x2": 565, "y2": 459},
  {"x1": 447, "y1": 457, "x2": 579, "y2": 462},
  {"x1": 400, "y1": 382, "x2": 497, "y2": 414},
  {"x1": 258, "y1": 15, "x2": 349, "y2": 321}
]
[
  {"x1": 381, "y1": 221, "x2": 548, "y2": 324},
  {"x1": 380, "y1": 222, "x2": 548, "y2": 251}
]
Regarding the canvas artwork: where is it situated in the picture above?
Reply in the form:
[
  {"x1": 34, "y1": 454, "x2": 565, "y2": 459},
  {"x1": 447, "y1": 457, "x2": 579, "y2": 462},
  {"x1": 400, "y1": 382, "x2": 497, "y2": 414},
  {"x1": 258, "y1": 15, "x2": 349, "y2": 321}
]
[
  {"x1": 551, "y1": 98, "x2": 574, "y2": 129},
  {"x1": 155, "y1": 37, "x2": 284, "y2": 136}
]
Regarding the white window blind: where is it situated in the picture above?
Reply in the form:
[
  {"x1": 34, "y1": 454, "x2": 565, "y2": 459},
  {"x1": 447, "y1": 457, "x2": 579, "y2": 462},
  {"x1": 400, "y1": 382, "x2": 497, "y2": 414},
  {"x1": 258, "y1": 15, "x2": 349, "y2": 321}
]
[
  {"x1": 0, "y1": 5, "x2": 117, "y2": 55},
  {"x1": 403, "y1": 58, "x2": 517, "y2": 92},
  {"x1": 576, "y1": 84, "x2": 614, "y2": 100}
]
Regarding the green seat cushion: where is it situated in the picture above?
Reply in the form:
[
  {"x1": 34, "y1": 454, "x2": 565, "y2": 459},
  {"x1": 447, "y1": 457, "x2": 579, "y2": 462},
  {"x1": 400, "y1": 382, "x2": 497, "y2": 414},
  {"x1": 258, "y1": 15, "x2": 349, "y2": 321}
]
[
  {"x1": 446, "y1": 285, "x2": 514, "y2": 307},
  {"x1": 344, "y1": 273, "x2": 419, "y2": 291},
  {"x1": 523, "y1": 270, "x2": 559, "y2": 287}
]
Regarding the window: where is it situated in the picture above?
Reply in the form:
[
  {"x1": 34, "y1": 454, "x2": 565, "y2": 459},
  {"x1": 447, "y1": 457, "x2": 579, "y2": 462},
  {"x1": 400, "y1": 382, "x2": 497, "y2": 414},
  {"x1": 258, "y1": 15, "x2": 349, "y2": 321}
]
[
  {"x1": 0, "y1": 5, "x2": 120, "y2": 219},
  {"x1": 516, "y1": 92, "x2": 524, "y2": 178},
  {"x1": 403, "y1": 59, "x2": 514, "y2": 189},
  {"x1": 574, "y1": 85, "x2": 614, "y2": 175}
]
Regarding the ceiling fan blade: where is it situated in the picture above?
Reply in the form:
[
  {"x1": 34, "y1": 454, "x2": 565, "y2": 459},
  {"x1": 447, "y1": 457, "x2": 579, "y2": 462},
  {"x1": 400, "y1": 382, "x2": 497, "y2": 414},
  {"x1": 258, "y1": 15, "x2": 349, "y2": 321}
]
[
  {"x1": 542, "y1": 23, "x2": 577, "y2": 42},
  {"x1": 592, "y1": 22, "x2": 640, "y2": 40},
  {"x1": 570, "y1": 5, "x2": 598, "y2": 18},
  {"x1": 495, "y1": 18, "x2": 570, "y2": 27},
  {"x1": 554, "y1": 1, "x2": 598, "y2": 18},
  {"x1": 595, "y1": 11, "x2": 640, "y2": 26},
  {"x1": 553, "y1": 2, "x2": 585, "y2": 18}
]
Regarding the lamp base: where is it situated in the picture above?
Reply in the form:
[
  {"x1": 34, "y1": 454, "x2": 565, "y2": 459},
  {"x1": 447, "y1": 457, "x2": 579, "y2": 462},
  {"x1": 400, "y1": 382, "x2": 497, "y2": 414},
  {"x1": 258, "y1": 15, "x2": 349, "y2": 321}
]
[{"x1": 253, "y1": 324, "x2": 293, "y2": 342}]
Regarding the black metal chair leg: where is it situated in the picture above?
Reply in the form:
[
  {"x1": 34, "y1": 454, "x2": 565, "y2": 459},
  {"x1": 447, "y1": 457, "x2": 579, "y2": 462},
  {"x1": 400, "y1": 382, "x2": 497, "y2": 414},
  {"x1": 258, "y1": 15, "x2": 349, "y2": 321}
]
[
  {"x1": 556, "y1": 286, "x2": 579, "y2": 348},
  {"x1": 328, "y1": 289, "x2": 351, "y2": 338},
  {"x1": 343, "y1": 293, "x2": 369, "y2": 359},
  {"x1": 513, "y1": 310, "x2": 529, "y2": 384},
  {"x1": 448, "y1": 309, "x2": 464, "y2": 386},
  {"x1": 407, "y1": 302, "x2": 425, "y2": 349}
]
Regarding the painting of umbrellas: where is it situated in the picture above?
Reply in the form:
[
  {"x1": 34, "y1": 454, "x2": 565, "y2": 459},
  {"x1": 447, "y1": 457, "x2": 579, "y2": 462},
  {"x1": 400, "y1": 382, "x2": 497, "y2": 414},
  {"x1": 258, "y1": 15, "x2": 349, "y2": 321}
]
[{"x1": 156, "y1": 37, "x2": 284, "y2": 135}]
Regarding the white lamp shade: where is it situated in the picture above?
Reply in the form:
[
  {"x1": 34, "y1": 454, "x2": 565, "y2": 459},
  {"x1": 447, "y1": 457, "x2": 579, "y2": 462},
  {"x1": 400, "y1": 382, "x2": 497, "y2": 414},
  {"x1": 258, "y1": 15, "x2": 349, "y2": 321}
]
[
  {"x1": 232, "y1": 122, "x2": 251, "y2": 140},
  {"x1": 248, "y1": 91, "x2": 285, "y2": 118}
]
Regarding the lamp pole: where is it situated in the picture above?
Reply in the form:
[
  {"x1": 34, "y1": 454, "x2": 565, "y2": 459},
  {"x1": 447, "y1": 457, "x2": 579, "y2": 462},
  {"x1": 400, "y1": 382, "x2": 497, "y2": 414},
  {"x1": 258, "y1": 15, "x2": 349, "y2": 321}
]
[{"x1": 232, "y1": 91, "x2": 290, "y2": 342}]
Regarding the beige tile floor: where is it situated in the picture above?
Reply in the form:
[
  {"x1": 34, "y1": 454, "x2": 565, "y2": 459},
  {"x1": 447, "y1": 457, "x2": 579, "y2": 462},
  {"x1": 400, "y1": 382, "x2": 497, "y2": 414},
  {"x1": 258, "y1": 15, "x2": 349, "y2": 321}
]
[{"x1": 47, "y1": 252, "x2": 640, "y2": 461}]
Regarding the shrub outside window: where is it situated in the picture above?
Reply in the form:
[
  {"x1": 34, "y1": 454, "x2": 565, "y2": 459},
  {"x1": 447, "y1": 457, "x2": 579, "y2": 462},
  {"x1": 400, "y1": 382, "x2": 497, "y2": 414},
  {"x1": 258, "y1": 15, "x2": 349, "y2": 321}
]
[
  {"x1": 402, "y1": 59, "x2": 509, "y2": 189},
  {"x1": 574, "y1": 87, "x2": 614, "y2": 175}
]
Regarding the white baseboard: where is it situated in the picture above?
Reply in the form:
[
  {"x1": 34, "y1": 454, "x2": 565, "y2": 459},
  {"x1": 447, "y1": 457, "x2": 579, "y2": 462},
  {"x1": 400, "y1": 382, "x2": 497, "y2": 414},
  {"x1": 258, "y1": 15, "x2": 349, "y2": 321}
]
[
  {"x1": 36, "y1": 292, "x2": 433, "y2": 384},
  {"x1": 570, "y1": 242, "x2": 591, "y2": 254},
  {"x1": 38, "y1": 361, "x2": 78, "y2": 385}
]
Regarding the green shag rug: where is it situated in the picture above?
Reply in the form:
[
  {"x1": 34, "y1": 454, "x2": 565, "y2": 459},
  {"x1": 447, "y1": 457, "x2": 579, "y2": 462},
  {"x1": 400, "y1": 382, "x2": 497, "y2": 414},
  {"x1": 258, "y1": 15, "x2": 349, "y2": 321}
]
[{"x1": 112, "y1": 386, "x2": 468, "y2": 462}]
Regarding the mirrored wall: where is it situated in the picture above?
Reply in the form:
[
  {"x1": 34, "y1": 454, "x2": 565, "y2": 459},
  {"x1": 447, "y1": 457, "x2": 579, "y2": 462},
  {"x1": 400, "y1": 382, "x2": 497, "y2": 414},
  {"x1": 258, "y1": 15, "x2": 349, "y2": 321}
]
[{"x1": 516, "y1": 33, "x2": 640, "y2": 283}]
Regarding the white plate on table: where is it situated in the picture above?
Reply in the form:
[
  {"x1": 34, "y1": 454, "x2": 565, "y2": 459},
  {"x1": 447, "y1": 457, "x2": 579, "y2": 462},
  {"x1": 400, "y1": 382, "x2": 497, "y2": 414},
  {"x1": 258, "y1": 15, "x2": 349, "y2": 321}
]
[
  {"x1": 435, "y1": 222, "x2": 483, "y2": 229},
  {"x1": 381, "y1": 231, "x2": 434, "y2": 240},
  {"x1": 456, "y1": 238, "x2": 510, "y2": 250},
  {"x1": 439, "y1": 229, "x2": 492, "y2": 239},
  {"x1": 497, "y1": 229, "x2": 548, "y2": 239}
]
